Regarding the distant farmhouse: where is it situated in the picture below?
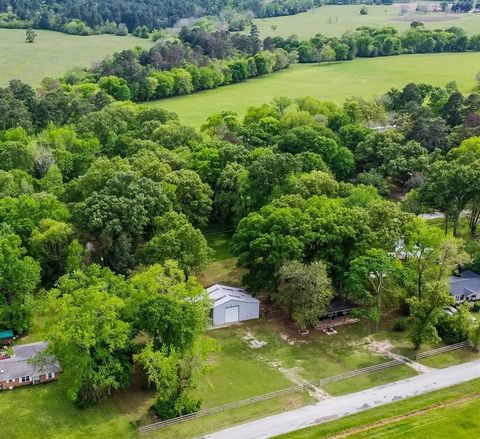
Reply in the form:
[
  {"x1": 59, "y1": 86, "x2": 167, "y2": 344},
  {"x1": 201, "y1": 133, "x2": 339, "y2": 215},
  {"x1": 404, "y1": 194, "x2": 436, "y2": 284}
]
[
  {"x1": 207, "y1": 284, "x2": 260, "y2": 326},
  {"x1": 0, "y1": 341, "x2": 61, "y2": 390},
  {"x1": 450, "y1": 271, "x2": 480, "y2": 304}
]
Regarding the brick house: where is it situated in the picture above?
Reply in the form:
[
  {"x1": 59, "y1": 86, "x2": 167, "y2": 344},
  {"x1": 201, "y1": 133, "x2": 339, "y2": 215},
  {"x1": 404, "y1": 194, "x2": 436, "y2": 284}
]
[{"x1": 0, "y1": 341, "x2": 61, "y2": 390}]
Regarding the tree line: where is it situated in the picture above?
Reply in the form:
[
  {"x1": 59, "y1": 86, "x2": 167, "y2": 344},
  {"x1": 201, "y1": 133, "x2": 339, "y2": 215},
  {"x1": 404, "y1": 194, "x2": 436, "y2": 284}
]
[{"x1": 0, "y1": 0, "x2": 322, "y2": 35}]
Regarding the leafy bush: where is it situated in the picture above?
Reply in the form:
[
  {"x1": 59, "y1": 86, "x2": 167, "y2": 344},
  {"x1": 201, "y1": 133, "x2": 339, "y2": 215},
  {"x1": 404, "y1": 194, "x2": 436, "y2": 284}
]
[{"x1": 393, "y1": 316, "x2": 408, "y2": 332}]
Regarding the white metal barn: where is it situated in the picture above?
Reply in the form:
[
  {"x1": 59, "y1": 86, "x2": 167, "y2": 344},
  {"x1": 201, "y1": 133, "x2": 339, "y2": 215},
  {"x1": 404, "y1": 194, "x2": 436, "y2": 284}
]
[{"x1": 207, "y1": 284, "x2": 260, "y2": 326}]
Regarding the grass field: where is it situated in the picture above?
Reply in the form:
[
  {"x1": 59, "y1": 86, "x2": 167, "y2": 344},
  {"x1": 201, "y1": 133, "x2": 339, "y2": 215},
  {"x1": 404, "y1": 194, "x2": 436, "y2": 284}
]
[
  {"x1": 149, "y1": 52, "x2": 480, "y2": 128},
  {"x1": 252, "y1": 4, "x2": 480, "y2": 39},
  {"x1": 278, "y1": 378, "x2": 480, "y2": 438},
  {"x1": 0, "y1": 29, "x2": 153, "y2": 86}
]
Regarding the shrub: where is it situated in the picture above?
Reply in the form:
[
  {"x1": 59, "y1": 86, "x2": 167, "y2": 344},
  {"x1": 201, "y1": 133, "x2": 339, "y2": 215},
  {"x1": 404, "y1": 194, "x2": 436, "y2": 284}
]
[
  {"x1": 360, "y1": 6, "x2": 368, "y2": 15},
  {"x1": 393, "y1": 316, "x2": 408, "y2": 332}
]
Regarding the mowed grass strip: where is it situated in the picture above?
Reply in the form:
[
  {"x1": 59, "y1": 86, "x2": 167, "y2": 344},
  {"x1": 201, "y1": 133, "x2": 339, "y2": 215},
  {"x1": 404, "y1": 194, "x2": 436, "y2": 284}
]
[
  {"x1": 276, "y1": 378, "x2": 480, "y2": 439},
  {"x1": 0, "y1": 28, "x2": 153, "y2": 85},
  {"x1": 148, "y1": 52, "x2": 480, "y2": 128},
  {"x1": 251, "y1": 4, "x2": 480, "y2": 39}
]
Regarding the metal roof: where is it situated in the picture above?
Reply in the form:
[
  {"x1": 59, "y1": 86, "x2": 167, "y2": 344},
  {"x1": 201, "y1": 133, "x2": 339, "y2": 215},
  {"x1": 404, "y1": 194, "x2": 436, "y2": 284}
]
[
  {"x1": 0, "y1": 341, "x2": 61, "y2": 382},
  {"x1": 450, "y1": 271, "x2": 480, "y2": 297},
  {"x1": 207, "y1": 284, "x2": 260, "y2": 308}
]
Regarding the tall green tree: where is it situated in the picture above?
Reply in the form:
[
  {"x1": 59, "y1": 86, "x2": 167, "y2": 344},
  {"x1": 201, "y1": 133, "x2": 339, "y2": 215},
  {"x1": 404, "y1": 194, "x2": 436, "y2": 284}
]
[
  {"x1": 346, "y1": 249, "x2": 401, "y2": 329},
  {"x1": 276, "y1": 260, "x2": 334, "y2": 331},
  {"x1": 46, "y1": 265, "x2": 132, "y2": 407},
  {"x1": 0, "y1": 232, "x2": 40, "y2": 333}
]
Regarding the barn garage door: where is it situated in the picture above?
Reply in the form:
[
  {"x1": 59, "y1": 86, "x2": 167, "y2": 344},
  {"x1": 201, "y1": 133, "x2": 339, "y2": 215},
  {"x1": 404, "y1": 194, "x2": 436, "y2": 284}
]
[{"x1": 225, "y1": 306, "x2": 240, "y2": 323}]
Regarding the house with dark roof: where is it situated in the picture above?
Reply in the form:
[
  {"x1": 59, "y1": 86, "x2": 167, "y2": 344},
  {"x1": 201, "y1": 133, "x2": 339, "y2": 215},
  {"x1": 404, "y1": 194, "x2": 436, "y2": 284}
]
[
  {"x1": 450, "y1": 271, "x2": 480, "y2": 303},
  {"x1": 0, "y1": 341, "x2": 61, "y2": 390},
  {"x1": 207, "y1": 284, "x2": 260, "y2": 326}
]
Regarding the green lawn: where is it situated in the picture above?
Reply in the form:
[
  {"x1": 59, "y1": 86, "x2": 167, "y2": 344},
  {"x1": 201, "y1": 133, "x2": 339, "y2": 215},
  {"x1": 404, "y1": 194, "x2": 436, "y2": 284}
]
[
  {"x1": 0, "y1": 381, "x2": 140, "y2": 438},
  {"x1": 252, "y1": 4, "x2": 480, "y2": 39},
  {"x1": 148, "y1": 52, "x2": 480, "y2": 128},
  {"x1": 0, "y1": 28, "x2": 153, "y2": 85},
  {"x1": 277, "y1": 378, "x2": 480, "y2": 438},
  {"x1": 238, "y1": 318, "x2": 392, "y2": 383},
  {"x1": 199, "y1": 327, "x2": 297, "y2": 407}
]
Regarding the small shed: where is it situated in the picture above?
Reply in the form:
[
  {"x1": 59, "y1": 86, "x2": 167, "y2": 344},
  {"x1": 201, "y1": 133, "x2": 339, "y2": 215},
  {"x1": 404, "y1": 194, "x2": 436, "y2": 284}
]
[{"x1": 207, "y1": 284, "x2": 260, "y2": 326}]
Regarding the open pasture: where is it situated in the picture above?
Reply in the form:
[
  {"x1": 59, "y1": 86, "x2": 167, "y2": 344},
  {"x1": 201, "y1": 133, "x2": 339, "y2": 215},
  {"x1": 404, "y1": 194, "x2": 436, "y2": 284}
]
[
  {"x1": 148, "y1": 52, "x2": 480, "y2": 128},
  {"x1": 0, "y1": 28, "x2": 153, "y2": 86},
  {"x1": 252, "y1": 4, "x2": 480, "y2": 39}
]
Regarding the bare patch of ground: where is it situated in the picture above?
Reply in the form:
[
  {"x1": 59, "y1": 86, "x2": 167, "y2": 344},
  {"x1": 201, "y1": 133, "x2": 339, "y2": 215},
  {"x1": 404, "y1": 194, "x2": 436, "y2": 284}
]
[
  {"x1": 268, "y1": 361, "x2": 330, "y2": 401},
  {"x1": 391, "y1": 14, "x2": 460, "y2": 22},
  {"x1": 243, "y1": 330, "x2": 267, "y2": 349},
  {"x1": 367, "y1": 337, "x2": 433, "y2": 374}
]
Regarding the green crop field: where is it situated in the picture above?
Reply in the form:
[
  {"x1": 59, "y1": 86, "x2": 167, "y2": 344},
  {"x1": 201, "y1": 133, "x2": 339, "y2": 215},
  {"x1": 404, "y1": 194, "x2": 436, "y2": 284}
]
[
  {"x1": 0, "y1": 28, "x2": 153, "y2": 86},
  {"x1": 147, "y1": 52, "x2": 480, "y2": 128},
  {"x1": 252, "y1": 4, "x2": 480, "y2": 39}
]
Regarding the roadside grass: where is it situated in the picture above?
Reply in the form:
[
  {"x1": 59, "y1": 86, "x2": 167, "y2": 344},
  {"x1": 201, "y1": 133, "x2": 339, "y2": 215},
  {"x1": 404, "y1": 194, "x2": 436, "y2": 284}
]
[
  {"x1": 323, "y1": 364, "x2": 417, "y2": 396},
  {"x1": 148, "y1": 53, "x2": 480, "y2": 128},
  {"x1": 145, "y1": 391, "x2": 312, "y2": 439},
  {"x1": 251, "y1": 3, "x2": 480, "y2": 39},
  {"x1": 276, "y1": 378, "x2": 480, "y2": 438},
  {"x1": 347, "y1": 398, "x2": 480, "y2": 438},
  {"x1": 419, "y1": 349, "x2": 480, "y2": 369},
  {"x1": 0, "y1": 28, "x2": 152, "y2": 86}
]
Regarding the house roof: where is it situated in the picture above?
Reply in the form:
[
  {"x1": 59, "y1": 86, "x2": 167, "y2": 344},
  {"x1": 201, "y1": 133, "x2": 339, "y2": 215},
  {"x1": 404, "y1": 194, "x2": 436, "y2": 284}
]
[
  {"x1": 0, "y1": 341, "x2": 61, "y2": 382},
  {"x1": 0, "y1": 329, "x2": 13, "y2": 340},
  {"x1": 326, "y1": 299, "x2": 359, "y2": 315},
  {"x1": 207, "y1": 284, "x2": 260, "y2": 308},
  {"x1": 450, "y1": 271, "x2": 480, "y2": 297}
]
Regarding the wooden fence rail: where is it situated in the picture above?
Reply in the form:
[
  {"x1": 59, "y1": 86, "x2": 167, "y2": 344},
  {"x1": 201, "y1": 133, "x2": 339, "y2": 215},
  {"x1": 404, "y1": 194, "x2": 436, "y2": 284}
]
[
  {"x1": 138, "y1": 385, "x2": 305, "y2": 433},
  {"x1": 314, "y1": 359, "x2": 404, "y2": 387},
  {"x1": 138, "y1": 340, "x2": 472, "y2": 434},
  {"x1": 415, "y1": 341, "x2": 470, "y2": 360}
]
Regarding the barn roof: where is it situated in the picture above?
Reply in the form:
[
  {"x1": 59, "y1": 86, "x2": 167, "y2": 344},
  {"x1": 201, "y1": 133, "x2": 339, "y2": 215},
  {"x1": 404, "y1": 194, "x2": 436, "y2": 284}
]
[
  {"x1": 0, "y1": 341, "x2": 61, "y2": 382},
  {"x1": 450, "y1": 271, "x2": 480, "y2": 297},
  {"x1": 207, "y1": 284, "x2": 260, "y2": 308}
]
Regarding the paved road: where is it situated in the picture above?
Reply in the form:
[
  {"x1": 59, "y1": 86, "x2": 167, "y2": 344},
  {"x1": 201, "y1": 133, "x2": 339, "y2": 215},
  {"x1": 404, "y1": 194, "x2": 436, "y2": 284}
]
[{"x1": 201, "y1": 359, "x2": 480, "y2": 439}]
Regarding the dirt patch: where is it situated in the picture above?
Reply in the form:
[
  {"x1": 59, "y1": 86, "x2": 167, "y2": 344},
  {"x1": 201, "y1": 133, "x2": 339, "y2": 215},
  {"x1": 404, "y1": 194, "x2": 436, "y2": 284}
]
[
  {"x1": 367, "y1": 337, "x2": 433, "y2": 374},
  {"x1": 280, "y1": 333, "x2": 306, "y2": 345},
  {"x1": 243, "y1": 330, "x2": 267, "y2": 349},
  {"x1": 391, "y1": 14, "x2": 460, "y2": 22}
]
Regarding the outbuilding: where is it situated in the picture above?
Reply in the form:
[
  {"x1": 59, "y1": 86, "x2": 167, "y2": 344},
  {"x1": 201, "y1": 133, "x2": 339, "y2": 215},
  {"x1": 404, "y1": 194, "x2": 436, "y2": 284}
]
[{"x1": 207, "y1": 284, "x2": 260, "y2": 326}]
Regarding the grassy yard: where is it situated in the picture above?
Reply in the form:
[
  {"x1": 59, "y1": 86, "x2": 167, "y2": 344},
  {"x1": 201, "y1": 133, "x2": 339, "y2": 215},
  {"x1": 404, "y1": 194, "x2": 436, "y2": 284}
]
[
  {"x1": 277, "y1": 378, "x2": 480, "y2": 438},
  {"x1": 0, "y1": 28, "x2": 152, "y2": 85},
  {"x1": 0, "y1": 381, "x2": 142, "y2": 438},
  {"x1": 148, "y1": 52, "x2": 480, "y2": 128},
  {"x1": 251, "y1": 3, "x2": 480, "y2": 39},
  {"x1": 235, "y1": 318, "x2": 394, "y2": 383}
]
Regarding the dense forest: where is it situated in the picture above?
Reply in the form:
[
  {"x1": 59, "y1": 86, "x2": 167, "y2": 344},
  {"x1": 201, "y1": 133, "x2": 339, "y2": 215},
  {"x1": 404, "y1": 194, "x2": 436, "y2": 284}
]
[{"x1": 0, "y1": 0, "x2": 323, "y2": 33}]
